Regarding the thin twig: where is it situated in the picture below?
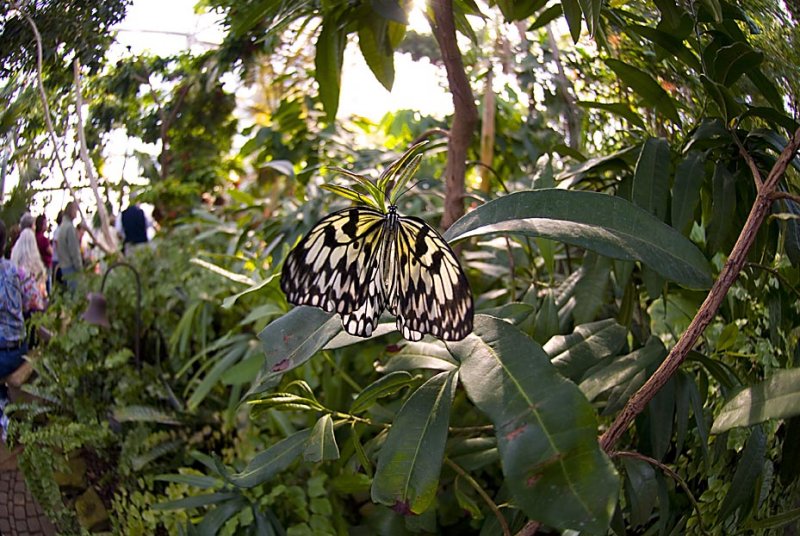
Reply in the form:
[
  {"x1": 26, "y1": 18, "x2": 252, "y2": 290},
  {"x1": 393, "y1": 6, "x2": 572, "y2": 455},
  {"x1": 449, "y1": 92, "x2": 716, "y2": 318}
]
[
  {"x1": 769, "y1": 190, "x2": 800, "y2": 204},
  {"x1": 445, "y1": 457, "x2": 511, "y2": 536},
  {"x1": 610, "y1": 450, "x2": 710, "y2": 535},
  {"x1": 745, "y1": 262, "x2": 800, "y2": 301}
]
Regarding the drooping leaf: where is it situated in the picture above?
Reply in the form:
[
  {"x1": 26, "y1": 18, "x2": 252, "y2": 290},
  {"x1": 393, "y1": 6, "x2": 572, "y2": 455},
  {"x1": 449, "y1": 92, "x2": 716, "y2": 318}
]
[
  {"x1": 216, "y1": 429, "x2": 312, "y2": 488},
  {"x1": 577, "y1": 0, "x2": 602, "y2": 37},
  {"x1": 371, "y1": 370, "x2": 458, "y2": 514},
  {"x1": 528, "y1": 4, "x2": 563, "y2": 32},
  {"x1": 632, "y1": 138, "x2": 671, "y2": 221},
  {"x1": 358, "y1": 14, "x2": 395, "y2": 91},
  {"x1": 448, "y1": 315, "x2": 618, "y2": 533},
  {"x1": 628, "y1": 24, "x2": 702, "y2": 72},
  {"x1": 717, "y1": 426, "x2": 766, "y2": 523},
  {"x1": 606, "y1": 59, "x2": 681, "y2": 124},
  {"x1": 580, "y1": 336, "x2": 668, "y2": 402},
  {"x1": 711, "y1": 368, "x2": 800, "y2": 434},
  {"x1": 350, "y1": 371, "x2": 417, "y2": 414},
  {"x1": 561, "y1": 0, "x2": 583, "y2": 42},
  {"x1": 544, "y1": 318, "x2": 628, "y2": 382},
  {"x1": 304, "y1": 414, "x2": 340, "y2": 462},
  {"x1": 572, "y1": 252, "x2": 612, "y2": 324},
  {"x1": 444, "y1": 189, "x2": 712, "y2": 289},
  {"x1": 197, "y1": 497, "x2": 247, "y2": 536},
  {"x1": 708, "y1": 163, "x2": 737, "y2": 252},
  {"x1": 315, "y1": 15, "x2": 347, "y2": 121},
  {"x1": 712, "y1": 42, "x2": 762, "y2": 87},
  {"x1": 113, "y1": 405, "x2": 181, "y2": 425},
  {"x1": 577, "y1": 100, "x2": 646, "y2": 129},
  {"x1": 622, "y1": 456, "x2": 658, "y2": 528},
  {"x1": 671, "y1": 150, "x2": 706, "y2": 235}
]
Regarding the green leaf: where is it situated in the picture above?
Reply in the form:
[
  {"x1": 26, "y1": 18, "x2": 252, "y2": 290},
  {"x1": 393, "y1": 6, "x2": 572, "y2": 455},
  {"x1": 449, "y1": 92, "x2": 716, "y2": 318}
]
[
  {"x1": 222, "y1": 275, "x2": 278, "y2": 309},
  {"x1": 632, "y1": 138, "x2": 671, "y2": 221},
  {"x1": 113, "y1": 405, "x2": 180, "y2": 425},
  {"x1": 197, "y1": 498, "x2": 247, "y2": 536},
  {"x1": 717, "y1": 426, "x2": 766, "y2": 523},
  {"x1": 622, "y1": 457, "x2": 658, "y2": 527},
  {"x1": 527, "y1": 4, "x2": 562, "y2": 32},
  {"x1": 572, "y1": 252, "x2": 612, "y2": 324},
  {"x1": 744, "y1": 507, "x2": 800, "y2": 531},
  {"x1": 561, "y1": 0, "x2": 583, "y2": 42},
  {"x1": 379, "y1": 341, "x2": 459, "y2": 373},
  {"x1": 454, "y1": 476, "x2": 483, "y2": 519},
  {"x1": 444, "y1": 189, "x2": 713, "y2": 289},
  {"x1": 544, "y1": 318, "x2": 628, "y2": 382},
  {"x1": 533, "y1": 290, "x2": 559, "y2": 344},
  {"x1": 371, "y1": 370, "x2": 457, "y2": 514},
  {"x1": 628, "y1": 24, "x2": 702, "y2": 72},
  {"x1": 711, "y1": 368, "x2": 800, "y2": 434},
  {"x1": 358, "y1": 15, "x2": 395, "y2": 91},
  {"x1": 580, "y1": 337, "x2": 668, "y2": 402},
  {"x1": 577, "y1": 101, "x2": 646, "y2": 129},
  {"x1": 712, "y1": 42, "x2": 762, "y2": 87},
  {"x1": 304, "y1": 414, "x2": 340, "y2": 462},
  {"x1": 251, "y1": 307, "x2": 341, "y2": 395},
  {"x1": 350, "y1": 371, "x2": 417, "y2": 414},
  {"x1": 155, "y1": 474, "x2": 222, "y2": 489},
  {"x1": 606, "y1": 59, "x2": 681, "y2": 125},
  {"x1": 217, "y1": 429, "x2": 312, "y2": 488},
  {"x1": 671, "y1": 151, "x2": 706, "y2": 235},
  {"x1": 315, "y1": 15, "x2": 346, "y2": 121},
  {"x1": 153, "y1": 492, "x2": 240, "y2": 511},
  {"x1": 496, "y1": 0, "x2": 547, "y2": 21},
  {"x1": 708, "y1": 163, "x2": 737, "y2": 252},
  {"x1": 700, "y1": 75, "x2": 744, "y2": 121},
  {"x1": 448, "y1": 315, "x2": 618, "y2": 533},
  {"x1": 188, "y1": 342, "x2": 249, "y2": 410},
  {"x1": 577, "y1": 0, "x2": 602, "y2": 37}
]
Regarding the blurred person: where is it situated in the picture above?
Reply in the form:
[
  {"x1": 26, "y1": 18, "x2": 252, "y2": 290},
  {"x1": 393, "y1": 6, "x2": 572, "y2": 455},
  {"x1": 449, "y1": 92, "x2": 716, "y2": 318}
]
[
  {"x1": 0, "y1": 219, "x2": 39, "y2": 440},
  {"x1": 10, "y1": 226, "x2": 47, "y2": 312},
  {"x1": 54, "y1": 201, "x2": 82, "y2": 289},
  {"x1": 35, "y1": 214, "x2": 53, "y2": 293},
  {"x1": 4, "y1": 223, "x2": 19, "y2": 259},
  {"x1": 52, "y1": 210, "x2": 63, "y2": 285},
  {"x1": 116, "y1": 193, "x2": 153, "y2": 254}
]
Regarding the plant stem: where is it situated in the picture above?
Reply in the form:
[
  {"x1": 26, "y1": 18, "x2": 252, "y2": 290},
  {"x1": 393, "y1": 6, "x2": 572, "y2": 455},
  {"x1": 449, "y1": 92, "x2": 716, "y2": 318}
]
[
  {"x1": 445, "y1": 457, "x2": 510, "y2": 536},
  {"x1": 600, "y1": 126, "x2": 800, "y2": 452}
]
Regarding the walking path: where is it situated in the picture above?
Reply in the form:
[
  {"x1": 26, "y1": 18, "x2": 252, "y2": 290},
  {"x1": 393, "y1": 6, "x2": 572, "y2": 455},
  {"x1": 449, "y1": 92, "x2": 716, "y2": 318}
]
[{"x1": 0, "y1": 440, "x2": 57, "y2": 535}]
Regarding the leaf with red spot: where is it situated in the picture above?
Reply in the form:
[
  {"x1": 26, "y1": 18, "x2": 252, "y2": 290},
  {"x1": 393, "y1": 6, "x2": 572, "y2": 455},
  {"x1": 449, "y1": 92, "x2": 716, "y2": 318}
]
[{"x1": 447, "y1": 314, "x2": 618, "y2": 534}]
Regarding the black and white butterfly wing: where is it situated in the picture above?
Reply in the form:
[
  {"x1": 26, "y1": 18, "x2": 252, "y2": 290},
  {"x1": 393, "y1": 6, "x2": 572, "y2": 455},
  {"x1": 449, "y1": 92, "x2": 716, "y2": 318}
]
[
  {"x1": 281, "y1": 207, "x2": 387, "y2": 337},
  {"x1": 390, "y1": 216, "x2": 474, "y2": 341}
]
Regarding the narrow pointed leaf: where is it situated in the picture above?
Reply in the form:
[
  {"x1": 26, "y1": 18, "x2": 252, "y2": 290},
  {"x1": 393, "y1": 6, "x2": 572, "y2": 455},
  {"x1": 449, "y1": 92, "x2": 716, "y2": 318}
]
[
  {"x1": 444, "y1": 189, "x2": 712, "y2": 289},
  {"x1": 448, "y1": 315, "x2": 618, "y2": 533},
  {"x1": 606, "y1": 59, "x2": 681, "y2": 124},
  {"x1": 304, "y1": 414, "x2": 340, "y2": 462},
  {"x1": 561, "y1": 0, "x2": 583, "y2": 42},
  {"x1": 580, "y1": 336, "x2": 667, "y2": 401},
  {"x1": 717, "y1": 426, "x2": 766, "y2": 522},
  {"x1": 711, "y1": 368, "x2": 800, "y2": 434},
  {"x1": 350, "y1": 371, "x2": 417, "y2": 414},
  {"x1": 217, "y1": 429, "x2": 312, "y2": 488},
  {"x1": 371, "y1": 370, "x2": 457, "y2": 514},
  {"x1": 671, "y1": 151, "x2": 706, "y2": 235},
  {"x1": 315, "y1": 16, "x2": 346, "y2": 121},
  {"x1": 632, "y1": 138, "x2": 670, "y2": 221}
]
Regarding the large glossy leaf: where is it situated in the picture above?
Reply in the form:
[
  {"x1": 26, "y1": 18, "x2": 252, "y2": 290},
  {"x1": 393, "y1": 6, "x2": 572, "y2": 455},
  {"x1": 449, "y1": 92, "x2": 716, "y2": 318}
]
[
  {"x1": 717, "y1": 426, "x2": 766, "y2": 524},
  {"x1": 357, "y1": 14, "x2": 395, "y2": 91},
  {"x1": 561, "y1": 0, "x2": 583, "y2": 42},
  {"x1": 448, "y1": 315, "x2": 618, "y2": 533},
  {"x1": 371, "y1": 370, "x2": 457, "y2": 514},
  {"x1": 711, "y1": 368, "x2": 800, "y2": 434},
  {"x1": 444, "y1": 189, "x2": 712, "y2": 289},
  {"x1": 544, "y1": 318, "x2": 628, "y2": 382},
  {"x1": 712, "y1": 42, "x2": 762, "y2": 87},
  {"x1": 628, "y1": 24, "x2": 702, "y2": 71},
  {"x1": 304, "y1": 414, "x2": 340, "y2": 462},
  {"x1": 632, "y1": 138, "x2": 670, "y2": 221},
  {"x1": 251, "y1": 307, "x2": 340, "y2": 395},
  {"x1": 217, "y1": 429, "x2": 311, "y2": 488},
  {"x1": 708, "y1": 163, "x2": 737, "y2": 252},
  {"x1": 350, "y1": 371, "x2": 417, "y2": 414},
  {"x1": 606, "y1": 59, "x2": 681, "y2": 124},
  {"x1": 580, "y1": 336, "x2": 668, "y2": 402}
]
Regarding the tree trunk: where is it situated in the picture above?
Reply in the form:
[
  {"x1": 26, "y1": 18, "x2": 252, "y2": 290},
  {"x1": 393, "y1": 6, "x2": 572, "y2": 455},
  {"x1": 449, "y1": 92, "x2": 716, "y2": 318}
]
[{"x1": 430, "y1": 0, "x2": 478, "y2": 229}]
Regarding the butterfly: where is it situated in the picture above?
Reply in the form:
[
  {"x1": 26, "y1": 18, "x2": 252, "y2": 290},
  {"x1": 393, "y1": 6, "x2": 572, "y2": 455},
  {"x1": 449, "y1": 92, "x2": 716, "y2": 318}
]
[{"x1": 280, "y1": 144, "x2": 473, "y2": 342}]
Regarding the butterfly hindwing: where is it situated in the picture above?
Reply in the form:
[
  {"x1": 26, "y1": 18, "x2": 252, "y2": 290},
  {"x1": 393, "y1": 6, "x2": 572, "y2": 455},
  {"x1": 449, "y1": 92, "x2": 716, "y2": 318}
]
[
  {"x1": 281, "y1": 207, "x2": 387, "y2": 336},
  {"x1": 392, "y1": 216, "x2": 474, "y2": 341}
]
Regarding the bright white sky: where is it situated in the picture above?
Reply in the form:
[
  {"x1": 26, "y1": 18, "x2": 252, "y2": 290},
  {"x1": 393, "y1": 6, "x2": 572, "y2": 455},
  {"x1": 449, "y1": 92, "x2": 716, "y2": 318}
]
[{"x1": 112, "y1": 0, "x2": 452, "y2": 120}]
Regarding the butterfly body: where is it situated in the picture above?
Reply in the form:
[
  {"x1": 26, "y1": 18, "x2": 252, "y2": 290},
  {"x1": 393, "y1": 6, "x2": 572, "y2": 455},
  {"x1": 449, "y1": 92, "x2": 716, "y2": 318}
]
[{"x1": 281, "y1": 205, "x2": 473, "y2": 341}]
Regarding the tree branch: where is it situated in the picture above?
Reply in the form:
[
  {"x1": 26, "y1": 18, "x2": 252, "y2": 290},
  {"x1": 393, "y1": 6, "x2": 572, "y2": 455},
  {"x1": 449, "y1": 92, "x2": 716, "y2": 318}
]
[
  {"x1": 600, "y1": 126, "x2": 800, "y2": 452},
  {"x1": 430, "y1": 0, "x2": 478, "y2": 229}
]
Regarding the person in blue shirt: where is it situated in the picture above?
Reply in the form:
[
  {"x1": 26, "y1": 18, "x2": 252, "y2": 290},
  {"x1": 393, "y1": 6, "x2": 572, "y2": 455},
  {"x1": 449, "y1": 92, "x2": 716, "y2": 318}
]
[{"x1": 0, "y1": 219, "x2": 38, "y2": 438}]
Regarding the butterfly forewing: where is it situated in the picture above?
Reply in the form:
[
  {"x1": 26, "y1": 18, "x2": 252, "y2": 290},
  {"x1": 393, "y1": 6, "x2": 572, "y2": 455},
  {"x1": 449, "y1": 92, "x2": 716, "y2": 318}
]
[
  {"x1": 281, "y1": 207, "x2": 387, "y2": 335},
  {"x1": 281, "y1": 205, "x2": 473, "y2": 342}
]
